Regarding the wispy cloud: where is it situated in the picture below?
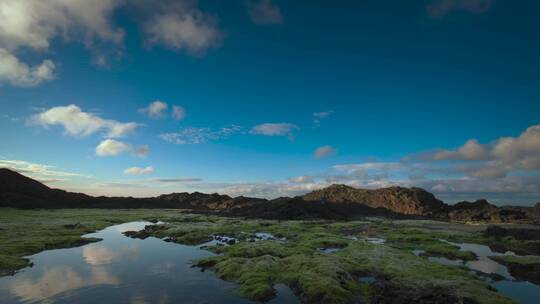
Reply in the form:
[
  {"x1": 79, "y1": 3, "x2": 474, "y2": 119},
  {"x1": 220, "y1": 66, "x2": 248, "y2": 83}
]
[
  {"x1": 250, "y1": 123, "x2": 298, "y2": 140},
  {"x1": 160, "y1": 125, "x2": 242, "y2": 144},
  {"x1": 124, "y1": 166, "x2": 154, "y2": 175},
  {"x1": 0, "y1": 159, "x2": 85, "y2": 183},
  {"x1": 314, "y1": 145, "x2": 337, "y2": 158},
  {"x1": 247, "y1": 0, "x2": 283, "y2": 25},
  {"x1": 172, "y1": 105, "x2": 186, "y2": 121},
  {"x1": 427, "y1": 0, "x2": 493, "y2": 18},
  {"x1": 139, "y1": 101, "x2": 168, "y2": 119},
  {"x1": 142, "y1": 1, "x2": 222, "y2": 55},
  {"x1": 312, "y1": 110, "x2": 333, "y2": 125}
]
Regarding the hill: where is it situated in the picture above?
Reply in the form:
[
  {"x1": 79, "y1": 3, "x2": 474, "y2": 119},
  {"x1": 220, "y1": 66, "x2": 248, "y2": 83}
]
[{"x1": 0, "y1": 168, "x2": 538, "y2": 223}]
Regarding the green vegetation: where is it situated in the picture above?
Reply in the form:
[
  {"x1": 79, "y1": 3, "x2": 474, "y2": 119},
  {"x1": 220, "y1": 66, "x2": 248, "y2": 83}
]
[
  {"x1": 0, "y1": 208, "x2": 181, "y2": 275},
  {"x1": 491, "y1": 255, "x2": 540, "y2": 265},
  {"x1": 3, "y1": 208, "x2": 539, "y2": 303}
]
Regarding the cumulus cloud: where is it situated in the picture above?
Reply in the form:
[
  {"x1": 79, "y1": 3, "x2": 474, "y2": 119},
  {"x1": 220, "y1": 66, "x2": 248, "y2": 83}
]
[
  {"x1": 423, "y1": 124, "x2": 540, "y2": 178},
  {"x1": 250, "y1": 123, "x2": 298, "y2": 140},
  {"x1": 0, "y1": 0, "x2": 124, "y2": 85},
  {"x1": 96, "y1": 139, "x2": 148, "y2": 157},
  {"x1": 0, "y1": 49, "x2": 55, "y2": 87},
  {"x1": 139, "y1": 100, "x2": 168, "y2": 119},
  {"x1": 0, "y1": 0, "x2": 124, "y2": 51},
  {"x1": 430, "y1": 139, "x2": 489, "y2": 161},
  {"x1": 33, "y1": 105, "x2": 139, "y2": 138},
  {"x1": 427, "y1": 0, "x2": 493, "y2": 18},
  {"x1": 172, "y1": 105, "x2": 186, "y2": 120},
  {"x1": 124, "y1": 166, "x2": 154, "y2": 175},
  {"x1": 314, "y1": 145, "x2": 337, "y2": 158},
  {"x1": 160, "y1": 125, "x2": 242, "y2": 144},
  {"x1": 247, "y1": 0, "x2": 283, "y2": 25},
  {"x1": 143, "y1": 1, "x2": 221, "y2": 55}
]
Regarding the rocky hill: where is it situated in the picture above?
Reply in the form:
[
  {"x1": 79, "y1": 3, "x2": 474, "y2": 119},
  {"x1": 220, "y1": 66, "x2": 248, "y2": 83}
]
[
  {"x1": 302, "y1": 184, "x2": 447, "y2": 216},
  {"x1": 1, "y1": 168, "x2": 538, "y2": 223}
]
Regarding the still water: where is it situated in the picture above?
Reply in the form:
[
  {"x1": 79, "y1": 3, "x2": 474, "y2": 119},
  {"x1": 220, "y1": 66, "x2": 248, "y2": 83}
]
[
  {"x1": 0, "y1": 222, "x2": 298, "y2": 304},
  {"x1": 415, "y1": 240, "x2": 540, "y2": 304}
]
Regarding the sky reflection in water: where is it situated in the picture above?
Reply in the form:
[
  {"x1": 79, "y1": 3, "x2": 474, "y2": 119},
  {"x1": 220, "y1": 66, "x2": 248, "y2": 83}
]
[{"x1": 0, "y1": 222, "x2": 297, "y2": 304}]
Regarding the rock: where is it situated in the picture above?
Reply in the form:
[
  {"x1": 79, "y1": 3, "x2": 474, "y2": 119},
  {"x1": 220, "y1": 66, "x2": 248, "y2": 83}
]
[
  {"x1": 1, "y1": 168, "x2": 539, "y2": 223},
  {"x1": 302, "y1": 184, "x2": 448, "y2": 216},
  {"x1": 485, "y1": 226, "x2": 540, "y2": 240}
]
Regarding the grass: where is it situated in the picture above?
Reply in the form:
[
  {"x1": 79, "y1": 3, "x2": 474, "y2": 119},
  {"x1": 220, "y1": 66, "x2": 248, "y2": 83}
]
[
  {"x1": 490, "y1": 255, "x2": 540, "y2": 265},
  {"x1": 2, "y1": 208, "x2": 537, "y2": 303},
  {"x1": 0, "y1": 208, "x2": 183, "y2": 275}
]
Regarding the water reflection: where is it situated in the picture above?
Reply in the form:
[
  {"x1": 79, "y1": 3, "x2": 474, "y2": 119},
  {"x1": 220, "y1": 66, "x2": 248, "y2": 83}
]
[
  {"x1": 9, "y1": 266, "x2": 119, "y2": 302},
  {"x1": 0, "y1": 221, "x2": 298, "y2": 304},
  {"x1": 414, "y1": 240, "x2": 540, "y2": 304}
]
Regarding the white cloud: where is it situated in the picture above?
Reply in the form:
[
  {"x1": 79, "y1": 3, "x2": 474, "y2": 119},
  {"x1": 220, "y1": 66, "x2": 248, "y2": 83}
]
[
  {"x1": 333, "y1": 162, "x2": 401, "y2": 174},
  {"x1": 289, "y1": 175, "x2": 314, "y2": 183},
  {"x1": 0, "y1": 48, "x2": 55, "y2": 87},
  {"x1": 96, "y1": 139, "x2": 131, "y2": 156},
  {"x1": 0, "y1": 0, "x2": 124, "y2": 86},
  {"x1": 0, "y1": 159, "x2": 84, "y2": 183},
  {"x1": 172, "y1": 105, "x2": 186, "y2": 120},
  {"x1": 124, "y1": 166, "x2": 154, "y2": 175},
  {"x1": 427, "y1": 0, "x2": 492, "y2": 18},
  {"x1": 144, "y1": 3, "x2": 221, "y2": 55},
  {"x1": 312, "y1": 110, "x2": 333, "y2": 125},
  {"x1": 95, "y1": 139, "x2": 148, "y2": 157},
  {"x1": 250, "y1": 123, "x2": 298, "y2": 139},
  {"x1": 431, "y1": 139, "x2": 489, "y2": 161},
  {"x1": 139, "y1": 100, "x2": 168, "y2": 119},
  {"x1": 33, "y1": 105, "x2": 139, "y2": 138},
  {"x1": 247, "y1": 0, "x2": 283, "y2": 25},
  {"x1": 0, "y1": 0, "x2": 124, "y2": 51},
  {"x1": 160, "y1": 126, "x2": 242, "y2": 144},
  {"x1": 424, "y1": 124, "x2": 540, "y2": 178},
  {"x1": 314, "y1": 145, "x2": 337, "y2": 158}
]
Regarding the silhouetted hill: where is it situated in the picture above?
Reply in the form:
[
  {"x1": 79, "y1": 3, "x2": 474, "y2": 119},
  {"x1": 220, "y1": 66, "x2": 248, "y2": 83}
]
[{"x1": 0, "y1": 168, "x2": 538, "y2": 223}]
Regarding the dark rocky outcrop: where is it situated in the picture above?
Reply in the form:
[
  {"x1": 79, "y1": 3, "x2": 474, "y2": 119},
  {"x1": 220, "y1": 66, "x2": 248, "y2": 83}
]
[
  {"x1": 302, "y1": 184, "x2": 448, "y2": 216},
  {"x1": 485, "y1": 226, "x2": 540, "y2": 240},
  {"x1": 448, "y1": 200, "x2": 530, "y2": 223}
]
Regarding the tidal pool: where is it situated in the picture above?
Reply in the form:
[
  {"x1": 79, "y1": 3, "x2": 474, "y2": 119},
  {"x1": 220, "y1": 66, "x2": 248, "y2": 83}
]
[
  {"x1": 415, "y1": 240, "x2": 540, "y2": 304},
  {"x1": 0, "y1": 222, "x2": 298, "y2": 304}
]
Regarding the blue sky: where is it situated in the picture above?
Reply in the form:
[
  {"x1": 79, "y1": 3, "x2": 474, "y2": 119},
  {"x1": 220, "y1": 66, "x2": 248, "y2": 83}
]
[{"x1": 1, "y1": 0, "x2": 540, "y2": 205}]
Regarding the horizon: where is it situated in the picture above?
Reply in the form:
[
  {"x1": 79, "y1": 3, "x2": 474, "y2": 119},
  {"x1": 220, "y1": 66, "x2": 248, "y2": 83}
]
[
  {"x1": 1, "y1": 0, "x2": 540, "y2": 206},
  {"x1": 3, "y1": 167, "x2": 533, "y2": 207}
]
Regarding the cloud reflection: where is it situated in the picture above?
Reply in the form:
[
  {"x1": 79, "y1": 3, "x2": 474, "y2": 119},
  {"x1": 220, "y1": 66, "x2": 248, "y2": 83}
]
[{"x1": 10, "y1": 266, "x2": 118, "y2": 302}]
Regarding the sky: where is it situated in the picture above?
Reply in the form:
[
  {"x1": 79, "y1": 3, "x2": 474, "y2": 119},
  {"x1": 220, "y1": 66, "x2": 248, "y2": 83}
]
[{"x1": 1, "y1": 0, "x2": 540, "y2": 205}]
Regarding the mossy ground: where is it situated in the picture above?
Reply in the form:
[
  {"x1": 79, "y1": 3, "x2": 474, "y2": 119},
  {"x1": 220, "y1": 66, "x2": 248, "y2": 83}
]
[
  {"x1": 0, "y1": 208, "x2": 182, "y2": 275},
  {"x1": 2, "y1": 208, "x2": 538, "y2": 303}
]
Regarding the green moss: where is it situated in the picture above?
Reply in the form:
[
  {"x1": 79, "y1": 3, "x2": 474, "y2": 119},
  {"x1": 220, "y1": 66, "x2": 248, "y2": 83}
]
[
  {"x1": 0, "y1": 208, "x2": 183, "y2": 275},
  {"x1": 491, "y1": 255, "x2": 540, "y2": 265},
  {"x1": 0, "y1": 209, "x2": 526, "y2": 303}
]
